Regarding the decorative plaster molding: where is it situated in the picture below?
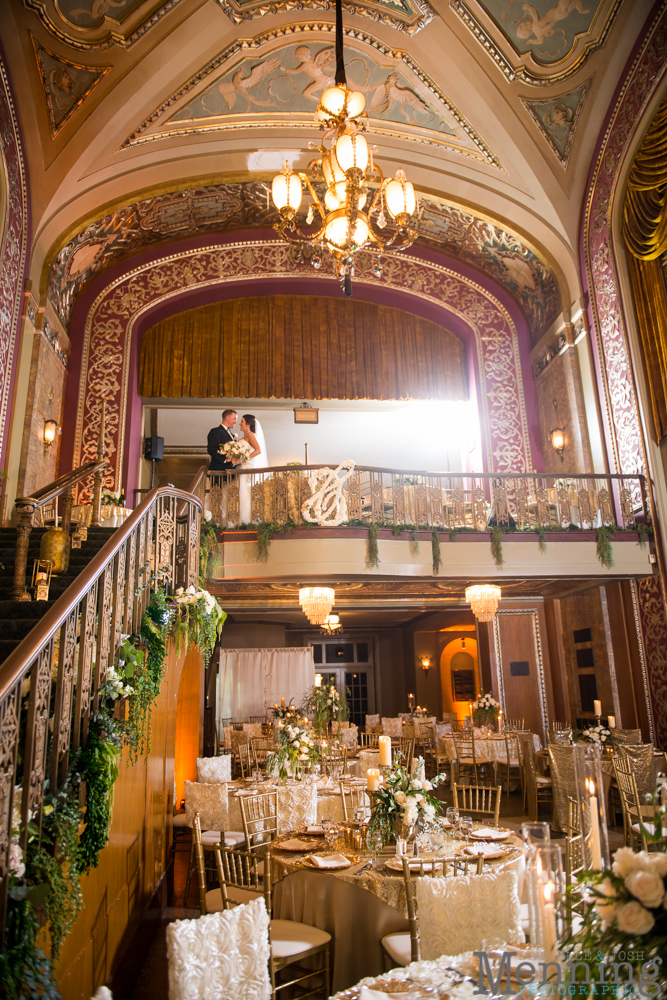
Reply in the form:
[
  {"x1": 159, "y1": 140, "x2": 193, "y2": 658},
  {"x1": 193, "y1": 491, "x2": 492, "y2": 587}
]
[
  {"x1": 520, "y1": 77, "x2": 592, "y2": 168},
  {"x1": 31, "y1": 35, "x2": 111, "y2": 137},
  {"x1": 71, "y1": 240, "x2": 531, "y2": 500},
  {"x1": 22, "y1": 0, "x2": 184, "y2": 51},
  {"x1": 215, "y1": 0, "x2": 436, "y2": 34}
]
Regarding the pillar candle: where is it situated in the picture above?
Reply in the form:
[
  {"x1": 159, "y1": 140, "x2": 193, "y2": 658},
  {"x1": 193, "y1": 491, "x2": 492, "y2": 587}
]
[
  {"x1": 367, "y1": 768, "x2": 380, "y2": 791},
  {"x1": 281, "y1": 696, "x2": 285, "y2": 707},
  {"x1": 541, "y1": 880, "x2": 557, "y2": 960},
  {"x1": 586, "y1": 778, "x2": 603, "y2": 869},
  {"x1": 608, "y1": 716, "x2": 616, "y2": 729},
  {"x1": 315, "y1": 674, "x2": 322, "y2": 687},
  {"x1": 594, "y1": 700, "x2": 602, "y2": 717},
  {"x1": 378, "y1": 735, "x2": 391, "y2": 767}
]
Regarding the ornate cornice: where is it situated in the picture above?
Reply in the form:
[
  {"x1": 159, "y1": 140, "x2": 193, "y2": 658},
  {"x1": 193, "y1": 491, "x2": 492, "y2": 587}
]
[{"x1": 215, "y1": 0, "x2": 436, "y2": 33}]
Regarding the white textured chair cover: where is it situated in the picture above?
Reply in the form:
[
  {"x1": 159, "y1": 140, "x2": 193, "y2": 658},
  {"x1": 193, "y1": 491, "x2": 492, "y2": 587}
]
[
  {"x1": 365, "y1": 714, "x2": 380, "y2": 730},
  {"x1": 197, "y1": 756, "x2": 232, "y2": 784},
  {"x1": 227, "y1": 782, "x2": 318, "y2": 833},
  {"x1": 358, "y1": 750, "x2": 380, "y2": 777},
  {"x1": 381, "y1": 718, "x2": 403, "y2": 737},
  {"x1": 167, "y1": 897, "x2": 271, "y2": 1000},
  {"x1": 338, "y1": 725, "x2": 359, "y2": 747},
  {"x1": 243, "y1": 723, "x2": 264, "y2": 738},
  {"x1": 415, "y1": 870, "x2": 524, "y2": 960},
  {"x1": 184, "y1": 780, "x2": 229, "y2": 830}
]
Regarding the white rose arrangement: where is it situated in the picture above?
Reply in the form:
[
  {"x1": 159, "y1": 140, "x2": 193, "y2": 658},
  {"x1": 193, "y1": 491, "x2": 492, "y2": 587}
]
[
  {"x1": 219, "y1": 439, "x2": 252, "y2": 463},
  {"x1": 268, "y1": 721, "x2": 319, "y2": 781},
  {"x1": 577, "y1": 724, "x2": 613, "y2": 746},
  {"x1": 367, "y1": 761, "x2": 446, "y2": 846},
  {"x1": 472, "y1": 690, "x2": 500, "y2": 724},
  {"x1": 170, "y1": 585, "x2": 226, "y2": 664}
]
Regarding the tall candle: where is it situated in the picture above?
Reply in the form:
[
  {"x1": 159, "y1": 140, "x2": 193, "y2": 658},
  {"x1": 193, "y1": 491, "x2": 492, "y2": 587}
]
[
  {"x1": 367, "y1": 768, "x2": 380, "y2": 791},
  {"x1": 594, "y1": 700, "x2": 602, "y2": 717},
  {"x1": 378, "y1": 735, "x2": 392, "y2": 767},
  {"x1": 498, "y1": 710, "x2": 503, "y2": 733},
  {"x1": 586, "y1": 778, "x2": 603, "y2": 869},
  {"x1": 315, "y1": 674, "x2": 322, "y2": 687},
  {"x1": 281, "y1": 696, "x2": 285, "y2": 707},
  {"x1": 608, "y1": 715, "x2": 616, "y2": 729},
  {"x1": 541, "y1": 880, "x2": 557, "y2": 959}
]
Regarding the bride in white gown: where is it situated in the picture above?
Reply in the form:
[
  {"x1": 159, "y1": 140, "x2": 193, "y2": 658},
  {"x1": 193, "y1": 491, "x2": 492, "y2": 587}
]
[{"x1": 236, "y1": 414, "x2": 268, "y2": 524}]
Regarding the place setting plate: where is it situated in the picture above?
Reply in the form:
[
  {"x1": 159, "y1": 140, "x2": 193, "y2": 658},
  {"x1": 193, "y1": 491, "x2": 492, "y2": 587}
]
[
  {"x1": 275, "y1": 837, "x2": 324, "y2": 852},
  {"x1": 458, "y1": 843, "x2": 515, "y2": 861},
  {"x1": 384, "y1": 856, "x2": 439, "y2": 872},
  {"x1": 469, "y1": 827, "x2": 512, "y2": 841},
  {"x1": 303, "y1": 853, "x2": 354, "y2": 870}
]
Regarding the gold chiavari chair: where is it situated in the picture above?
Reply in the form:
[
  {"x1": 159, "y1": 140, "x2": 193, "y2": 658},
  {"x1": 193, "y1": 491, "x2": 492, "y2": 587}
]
[
  {"x1": 361, "y1": 732, "x2": 380, "y2": 748},
  {"x1": 612, "y1": 755, "x2": 665, "y2": 850},
  {"x1": 503, "y1": 718, "x2": 524, "y2": 731},
  {"x1": 320, "y1": 748, "x2": 347, "y2": 775},
  {"x1": 564, "y1": 797, "x2": 585, "y2": 934},
  {"x1": 238, "y1": 740, "x2": 252, "y2": 778},
  {"x1": 251, "y1": 736, "x2": 274, "y2": 771},
  {"x1": 382, "y1": 854, "x2": 484, "y2": 968},
  {"x1": 393, "y1": 736, "x2": 415, "y2": 772},
  {"x1": 521, "y1": 735, "x2": 553, "y2": 822},
  {"x1": 239, "y1": 790, "x2": 279, "y2": 851},
  {"x1": 498, "y1": 733, "x2": 522, "y2": 797},
  {"x1": 453, "y1": 731, "x2": 480, "y2": 784},
  {"x1": 452, "y1": 783, "x2": 502, "y2": 826},
  {"x1": 339, "y1": 779, "x2": 371, "y2": 821},
  {"x1": 212, "y1": 843, "x2": 331, "y2": 1000}
]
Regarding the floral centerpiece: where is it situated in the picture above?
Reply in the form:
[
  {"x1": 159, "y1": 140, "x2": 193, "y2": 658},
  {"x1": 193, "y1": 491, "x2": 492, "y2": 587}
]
[
  {"x1": 219, "y1": 439, "x2": 252, "y2": 464},
  {"x1": 301, "y1": 680, "x2": 350, "y2": 736},
  {"x1": 367, "y1": 762, "x2": 445, "y2": 846},
  {"x1": 473, "y1": 691, "x2": 500, "y2": 726},
  {"x1": 101, "y1": 488, "x2": 126, "y2": 508},
  {"x1": 272, "y1": 702, "x2": 297, "y2": 721},
  {"x1": 326, "y1": 681, "x2": 349, "y2": 730},
  {"x1": 574, "y1": 723, "x2": 614, "y2": 748},
  {"x1": 267, "y1": 721, "x2": 319, "y2": 781}
]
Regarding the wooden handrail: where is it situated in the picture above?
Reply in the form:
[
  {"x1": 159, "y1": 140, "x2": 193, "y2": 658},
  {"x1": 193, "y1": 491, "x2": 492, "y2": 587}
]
[
  {"x1": 15, "y1": 459, "x2": 106, "y2": 509},
  {"x1": 208, "y1": 465, "x2": 647, "y2": 481},
  {"x1": 177, "y1": 464, "x2": 209, "y2": 519},
  {"x1": 0, "y1": 483, "x2": 201, "y2": 704}
]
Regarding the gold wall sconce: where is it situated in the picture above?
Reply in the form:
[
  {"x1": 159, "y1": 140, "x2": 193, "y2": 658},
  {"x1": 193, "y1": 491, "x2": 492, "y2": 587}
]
[
  {"x1": 419, "y1": 655, "x2": 432, "y2": 675},
  {"x1": 44, "y1": 419, "x2": 58, "y2": 455}
]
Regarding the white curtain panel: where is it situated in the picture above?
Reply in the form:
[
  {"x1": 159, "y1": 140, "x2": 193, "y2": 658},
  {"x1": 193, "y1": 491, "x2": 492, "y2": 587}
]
[{"x1": 217, "y1": 647, "x2": 315, "y2": 739}]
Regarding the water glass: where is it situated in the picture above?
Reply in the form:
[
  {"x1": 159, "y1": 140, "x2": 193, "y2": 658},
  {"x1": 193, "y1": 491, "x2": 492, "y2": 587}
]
[
  {"x1": 429, "y1": 825, "x2": 445, "y2": 853},
  {"x1": 252, "y1": 768, "x2": 262, "y2": 783},
  {"x1": 521, "y1": 821, "x2": 550, "y2": 846},
  {"x1": 460, "y1": 815, "x2": 473, "y2": 842},
  {"x1": 366, "y1": 827, "x2": 383, "y2": 868},
  {"x1": 325, "y1": 822, "x2": 340, "y2": 849},
  {"x1": 445, "y1": 806, "x2": 459, "y2": 835}
]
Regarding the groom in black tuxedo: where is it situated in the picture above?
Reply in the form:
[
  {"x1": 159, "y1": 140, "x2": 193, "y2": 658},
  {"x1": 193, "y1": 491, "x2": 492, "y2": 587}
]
[{"x1": 207, "y1": 408, "x2": 238, "y2": 472}]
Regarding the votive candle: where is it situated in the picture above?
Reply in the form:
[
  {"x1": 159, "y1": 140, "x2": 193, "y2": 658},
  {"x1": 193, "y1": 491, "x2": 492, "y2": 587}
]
[
  {"x1": 378, "y1": 735, "x2": 391, "y2": 767},
  {"x1": 367, "y1": 768, "x2": 380, "y2": 791}
]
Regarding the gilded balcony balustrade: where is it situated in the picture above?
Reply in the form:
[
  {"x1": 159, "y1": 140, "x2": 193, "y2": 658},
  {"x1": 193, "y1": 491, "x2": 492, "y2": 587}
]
[{"x1": 204, "y1": 467, "x2": 650, "y2": 533}]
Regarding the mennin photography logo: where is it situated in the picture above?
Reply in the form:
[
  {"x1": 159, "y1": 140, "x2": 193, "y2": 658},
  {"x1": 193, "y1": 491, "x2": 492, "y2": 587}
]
[{"x1": 473, "y1": 949, "x2": 664, "y2": 998}]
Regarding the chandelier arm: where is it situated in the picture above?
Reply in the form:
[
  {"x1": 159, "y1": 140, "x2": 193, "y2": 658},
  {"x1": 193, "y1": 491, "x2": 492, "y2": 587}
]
[
  {"x1": 299, "y1": 172, "x2": 327, "y2": 222},
  {"x1": 274, "y1": 220, "x2": 327, "y2": 244}
]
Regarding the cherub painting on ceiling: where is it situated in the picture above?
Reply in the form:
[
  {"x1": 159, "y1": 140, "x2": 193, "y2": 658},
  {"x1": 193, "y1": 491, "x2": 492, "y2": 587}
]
[
  {"x1": 477, "y1": 0, "x2": 602, "y2": 63},
  {"x1": 171, "y1": 43, "x2": 455, "y2": 134}
]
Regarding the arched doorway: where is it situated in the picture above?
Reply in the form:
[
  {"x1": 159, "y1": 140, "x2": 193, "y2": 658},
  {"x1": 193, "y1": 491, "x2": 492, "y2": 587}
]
[{"x1": 440, "y1": 636, "x2": 479, "y2": 721}]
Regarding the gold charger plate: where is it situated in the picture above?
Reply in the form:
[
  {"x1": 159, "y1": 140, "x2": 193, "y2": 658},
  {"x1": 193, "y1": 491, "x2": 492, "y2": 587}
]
[
  {"x1": 384, "y1": 857, "x2": 438, "y2": 872},
  {"x1": 276, "y1": 838, "x2": 322, "y2": 853}
]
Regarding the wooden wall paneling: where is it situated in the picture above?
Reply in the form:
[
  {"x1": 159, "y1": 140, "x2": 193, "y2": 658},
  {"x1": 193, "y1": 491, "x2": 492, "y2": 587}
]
[
  {"x1": 174, "y1": 647, "x2": 204, "y2": 808},
  {"x1": 621, "y1": 580, "x2": 654, "y2": 742},
  {"x1": 602, "y1": 582, "x2": 638, "y2": 728},
  {"x1": 476, "y1": 621, "x2": 494, "y2": 695},
  {"x1": 558, "y1": 588, "x2": 614, "y2": 723},
  {"x1": 493, "y1": 606, "x2": 550, "y2": 742},
  {"x1": 542, "y1": 598, "x2": 571, "y2": 723}
]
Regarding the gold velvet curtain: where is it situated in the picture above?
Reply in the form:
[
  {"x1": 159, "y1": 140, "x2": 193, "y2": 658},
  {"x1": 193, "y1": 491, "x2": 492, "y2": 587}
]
[
  {"x1": 623, "y1": 93, "x2": 667, "y2": 441},
  {"x1": 138, "y1": 295, "x2": 469, "y2": 400}
]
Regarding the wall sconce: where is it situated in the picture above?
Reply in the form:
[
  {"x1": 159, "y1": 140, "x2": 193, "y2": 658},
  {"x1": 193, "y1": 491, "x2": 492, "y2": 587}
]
[
  {"x1": 44, "y1": 419, "x2": 58, "y2": 454},
  {"x1": 32, "y1": 559, "x2": 53, "y2": 601},
  {"x1": 550, "y1": 427, "x2": 565, "y2": 461},
  {"x1": 420, "y1": 655, "x2": 432, "y2": 674}
]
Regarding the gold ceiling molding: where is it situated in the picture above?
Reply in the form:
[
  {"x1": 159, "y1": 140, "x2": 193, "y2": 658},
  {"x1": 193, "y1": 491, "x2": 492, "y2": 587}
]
[
  {"x1": 120, "y1": 22, "x2": 502, "y2": 168},
  {"x1": 216, "y1": 0, "x2": 436, "y2": 33},
  {"x1": 22, "y1": 0, "x2": 185, "y2": 50},
  {"x1": 31, "y1": 35, "x2": 111, "y2": 137},
  {"x1": 450, "y1": 0, "x2": 622, "y2": 87},
  {"x1": 520, "y1": 76, "x2": 592, "y2": 168}
]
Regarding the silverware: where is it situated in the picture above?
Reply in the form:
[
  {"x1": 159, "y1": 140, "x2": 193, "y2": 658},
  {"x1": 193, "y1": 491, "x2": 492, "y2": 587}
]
[{"x1": 355, "y1": 861, "x2": 372, "y2": 876}]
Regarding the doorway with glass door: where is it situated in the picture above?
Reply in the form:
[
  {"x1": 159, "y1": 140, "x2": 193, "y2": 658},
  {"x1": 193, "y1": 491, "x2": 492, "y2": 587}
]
[{"x1": 310, "y1": 638, "x2": 375, "y2": 729}]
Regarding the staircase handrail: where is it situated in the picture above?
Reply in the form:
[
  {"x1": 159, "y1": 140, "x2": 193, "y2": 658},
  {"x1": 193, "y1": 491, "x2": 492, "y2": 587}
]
[
  {"x1": 176, "y1": 464, "x2": 208, "y2": 519},
  {"x1": 0, "y1": 483, "x2": 201, "y2": 704},
  {"x1": 14, "y1": 458, "x2": 106, "y2": 510}
]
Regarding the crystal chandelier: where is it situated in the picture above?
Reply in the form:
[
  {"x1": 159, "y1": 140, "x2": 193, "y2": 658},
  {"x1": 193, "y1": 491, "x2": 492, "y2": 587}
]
[
  {"x1": 299, "y1": 587, "x2": 336, "y2": 625},
  {"x1": 465, "y1": 585, "x2": 501, "y2": 622},
  {"x1": 270, "y1": 0, "x2": 417, "y2": 296},
  {"x1": 321, "y1": 613, "x2": 343, "y2": 635}
]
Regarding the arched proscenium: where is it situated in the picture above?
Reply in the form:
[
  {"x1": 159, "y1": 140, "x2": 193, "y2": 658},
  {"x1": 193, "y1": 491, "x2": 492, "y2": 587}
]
[{"x1": 69, "y1": 239, "x2": 532, "y2": 499}]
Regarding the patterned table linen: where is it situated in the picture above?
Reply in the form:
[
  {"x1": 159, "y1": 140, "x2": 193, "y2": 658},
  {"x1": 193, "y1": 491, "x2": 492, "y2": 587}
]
[
  {"x1": 227, "y1": 781, "x2": 318, "y2": 834},
  {"x1": 439, "y1": 733, "x2": 541, "y2": 763},
  {"x1": 331, "y1": 952, "x2": 477, "y2": 999}
]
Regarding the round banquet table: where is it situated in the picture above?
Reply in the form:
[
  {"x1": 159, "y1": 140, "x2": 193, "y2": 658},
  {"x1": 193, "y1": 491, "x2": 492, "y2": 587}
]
[
  {"x1": 226, "y1": 778, "x2": 359, "y2": 829},
  {"x1": 270, "y1": 825, "x2": 525, "y2": 993},
  {"x1": 439, "y1": 732, "x2": 541, "y2": 764}
]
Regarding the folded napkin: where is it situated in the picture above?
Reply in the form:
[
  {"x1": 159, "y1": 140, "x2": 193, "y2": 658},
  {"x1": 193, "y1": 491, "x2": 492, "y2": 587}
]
[
  {"x1": 307, "y1": 853, "x2": 351, "y2": 869},
  {"x1": 235, "y1": 789, "x2": 258, "y2": 797},
  {"x1": 472, "y1": 827, "x2": 508, "y2": 840},
  {"x1": 305, "y1": 825, "x2": 324, "y2": 835},
  {"x1": 464, "y1": 843, "x2": 506, "y2": 856},
  {"x1": 278, "y1": 838, "x2": 316, "y2": 851}
]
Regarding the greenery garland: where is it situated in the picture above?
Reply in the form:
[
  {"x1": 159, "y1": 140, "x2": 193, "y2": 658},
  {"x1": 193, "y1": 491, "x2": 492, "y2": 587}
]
[
  {"x1": 637, "y1": 522, "x2": 653, "y2": 549},
  {"x1": 432, "y1": 529, "x2": 442, "y2": 576},
  {"x1": 75, "y1": 729, "x2": 120, "y2": 875},
  {"x1": 199, "y1": 516, "x2": 220, "y2": 583},
  {"x1": 0, "y1": 890, "x2": 61, "y2": 1000},
  {"x1": 536, "y1": 525, "x2": 547, "y2": 553},
  {"x1": 596, "y1": 525, "x2": 615, "y2": 569},
  {"x1": 410, "y1": 530, "x2": 420, "y2": 556},
  {"x1": 490, "y1": 525, "x2": 504, "y2": 567},
  {"x1": 367, "y1": 522, "x2": 380, "y2": 569}
]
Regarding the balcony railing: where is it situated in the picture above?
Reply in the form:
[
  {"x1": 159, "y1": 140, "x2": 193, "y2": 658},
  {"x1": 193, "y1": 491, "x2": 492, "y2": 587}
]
[{"x1": 205, "y1": 467, "x2": 649, "y2": 532}]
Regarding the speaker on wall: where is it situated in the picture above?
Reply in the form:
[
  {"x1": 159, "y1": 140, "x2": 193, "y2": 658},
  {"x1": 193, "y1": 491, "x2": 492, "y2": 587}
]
[{"x1": 144, "y1": 435, "x2": 164, "y2": 461}]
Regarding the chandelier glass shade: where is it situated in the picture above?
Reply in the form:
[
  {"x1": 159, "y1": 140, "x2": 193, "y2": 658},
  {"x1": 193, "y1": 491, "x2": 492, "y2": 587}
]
[
  {"x1": 299, "y1": 587, "x2": 336, "y2": 625},
  {"x1": 270, "y1": 0, "x2": 417, "y2": 294},
  {"x1": 465, "y1": 585, "x2": 501, "y2": 622}
]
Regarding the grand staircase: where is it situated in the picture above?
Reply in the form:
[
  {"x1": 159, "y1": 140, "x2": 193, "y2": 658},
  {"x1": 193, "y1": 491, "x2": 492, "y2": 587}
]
[{"x1": 0, "y1": 525, "x2": 116, "y2": 664}]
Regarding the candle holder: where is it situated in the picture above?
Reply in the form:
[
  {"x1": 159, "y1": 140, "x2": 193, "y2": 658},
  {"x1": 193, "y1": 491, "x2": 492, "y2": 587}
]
[
  {"x1": 408, "y1": 693, "x2": 415, "y2": 712},
  {"x1": 574, "y1": 742, "x2": 610, "y2": 870},
  {"x1": 31, "y1": 559, "x2": 53, "y2": 602},
  {"x1": 526, "y1": 843, "x2": 565, "y2": 962}
]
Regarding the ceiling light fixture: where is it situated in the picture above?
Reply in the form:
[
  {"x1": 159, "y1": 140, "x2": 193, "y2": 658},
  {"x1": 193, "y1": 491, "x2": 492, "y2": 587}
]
[
  {"x1": 321, "y1": 613, "x2": 343, "y2": 635},
  {"x1": 299, "y1": 586, "x2": 335, "y2": 624},
  {"x1": 270, "y1": 0, "x2": 417, "y2": 297},
  {"x1": 465, "y1": 585, "x2": 501, "y2": 622}
]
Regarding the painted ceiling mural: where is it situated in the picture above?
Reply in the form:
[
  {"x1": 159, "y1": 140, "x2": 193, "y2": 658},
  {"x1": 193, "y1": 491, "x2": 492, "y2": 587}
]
[
  {"x1": 450, "y1": 0, "x2": 621, "y2": 85},
  {"x1": 32, "y1": 36, "x2": 110, "y2": 135},
  {"x1": 215, "y1": 0, "x2": 436, "y2": 33},
  {"x1": 122, "y1": 26, "x2": 499, "y2": 166},
  {"x1": 520, "y1": 76, "x2": 591, "y2": 166},
  {"x1": 46, "y1": 181, "x2": 561, "y2": 343},
  {"x1": 22, "y1": 0, "x2": 184, "y2": 49}
]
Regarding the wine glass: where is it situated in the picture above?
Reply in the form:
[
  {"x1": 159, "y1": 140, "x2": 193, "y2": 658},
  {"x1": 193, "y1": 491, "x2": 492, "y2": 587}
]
[
  {"x1": 460, "y1": 815, "x2": 473, "y2": 842},
  {"x1": 325, "y1": 822, "x2": 339, "y2": 849},
  {"x1": 429, "y1": 823, "x2": 445, "y2": 855},
  {"x1": 321, "y1": 818, "x2": 332, "y2": 843},
  {"x1": 366, "y1": 827, "x2": 383, "y2": 868},
  {"x1": 445, "y1": 806, "x2": 459, "y2": 836}
]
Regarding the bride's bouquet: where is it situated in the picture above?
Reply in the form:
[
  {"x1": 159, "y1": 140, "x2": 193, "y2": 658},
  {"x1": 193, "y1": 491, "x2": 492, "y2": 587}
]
[{"x1": 219, "y1": 439, "x2": 252, "y2": 463}]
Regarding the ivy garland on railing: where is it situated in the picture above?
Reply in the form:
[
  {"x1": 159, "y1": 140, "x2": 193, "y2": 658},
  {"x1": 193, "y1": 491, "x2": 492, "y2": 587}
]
[{"x1": 4, "y1": 584, "x2": 226, "y2": 997}]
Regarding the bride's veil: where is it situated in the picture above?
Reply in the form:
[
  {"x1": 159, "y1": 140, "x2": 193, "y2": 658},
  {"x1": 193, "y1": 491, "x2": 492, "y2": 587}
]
[{"x1": 253, "y1": 418, "x2": 269, "y2": 472}]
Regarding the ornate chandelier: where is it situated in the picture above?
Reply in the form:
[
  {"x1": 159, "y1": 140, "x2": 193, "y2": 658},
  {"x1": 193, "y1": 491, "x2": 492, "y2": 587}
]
[
  {"x1": 299, "y1": 587, "x2": 336, "y2": 624},
  {"x1": 270, "y1": 0, "x2": 417, "y2": 296},
  {"x1": 465, "y1": 585, "x2": 501, "y2": 622},
  {"x1": 321, "y1": 613, "x2": 343, "y2": 636}
]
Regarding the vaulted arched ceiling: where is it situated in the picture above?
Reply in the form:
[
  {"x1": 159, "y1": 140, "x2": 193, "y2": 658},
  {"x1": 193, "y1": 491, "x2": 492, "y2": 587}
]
[{"x1": 1, "y1": 0, "x2": 654, "y2": 330}]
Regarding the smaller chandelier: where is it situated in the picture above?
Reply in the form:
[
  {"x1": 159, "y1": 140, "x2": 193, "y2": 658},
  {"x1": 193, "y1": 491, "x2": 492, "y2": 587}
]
[
  {"x1": 299, "y1": 587, "x2": 335, "y2": 625},
  {"x1": 321, "y1": 613, "x2": 343, "y2": 635},
  {"x1": 465, "y1": 585, "x2": 501, "y2": 622}
]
